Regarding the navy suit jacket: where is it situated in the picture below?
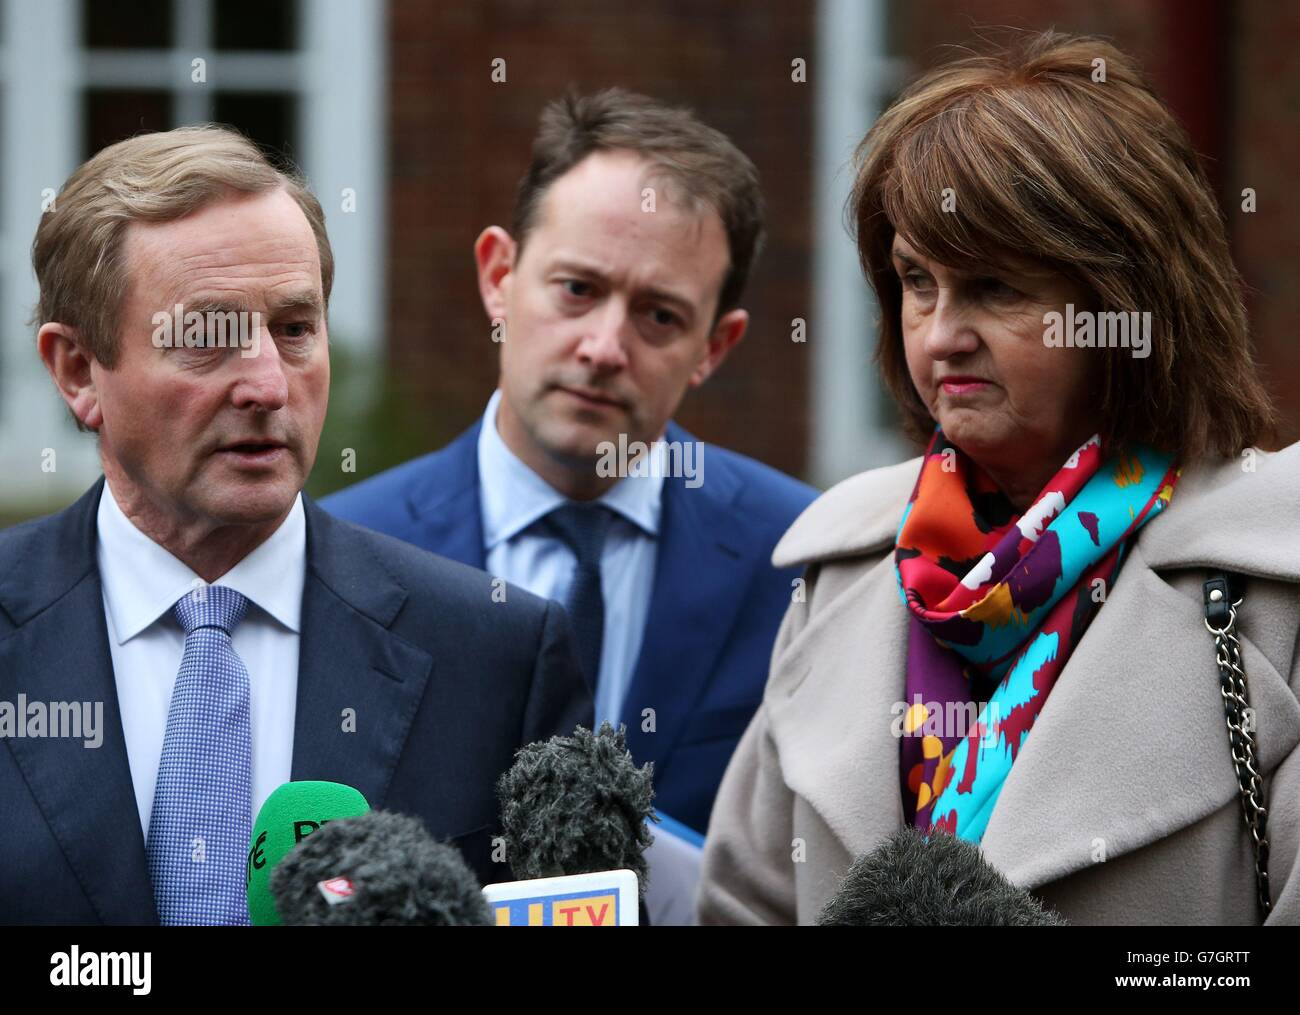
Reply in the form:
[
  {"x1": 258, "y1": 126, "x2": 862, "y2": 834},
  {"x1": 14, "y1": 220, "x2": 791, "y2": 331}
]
[
  {"x1": 0, "y1": 479, "x2": 591, "y2": 925},
  {"x1": 323, "y1": 420, "x2": 818, "y2": 832}
]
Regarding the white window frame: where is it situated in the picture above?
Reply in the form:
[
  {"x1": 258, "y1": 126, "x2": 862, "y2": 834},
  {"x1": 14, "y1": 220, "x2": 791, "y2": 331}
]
[{"x1": 810, "y1": 0, "x2": 909, "y2": 486}]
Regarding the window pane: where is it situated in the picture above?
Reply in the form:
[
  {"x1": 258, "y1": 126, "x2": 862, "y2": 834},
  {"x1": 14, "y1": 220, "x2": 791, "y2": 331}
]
[
  {"x1": 214, "y1": 0, "x2": 297, "y2": 51},
  {"x1": 213, "y1": 92, "x2": 298, "y2": 169},
  {"x1": 84, "y1": 89, "x2": 174, "y2": 158},
  {"x1": 83, "y1": 0, "x2": 173, "y2": 49}
]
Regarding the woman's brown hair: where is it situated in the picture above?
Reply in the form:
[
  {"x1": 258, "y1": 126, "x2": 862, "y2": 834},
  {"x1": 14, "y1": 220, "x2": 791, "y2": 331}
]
[{"x1": 852, "y1": 30, "x2": 1276, "y2": 459}]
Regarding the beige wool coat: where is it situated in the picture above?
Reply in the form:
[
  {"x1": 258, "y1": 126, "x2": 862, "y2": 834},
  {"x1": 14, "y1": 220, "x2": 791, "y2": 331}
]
[{"x1": 697, "y1": 444, "x2": 1300, "y2": 925}]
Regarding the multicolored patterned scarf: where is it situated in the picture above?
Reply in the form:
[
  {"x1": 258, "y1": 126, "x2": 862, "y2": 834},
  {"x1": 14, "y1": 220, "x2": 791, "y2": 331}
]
[{"x1": 894, "y1": 429, "x2": 1178, "y2": 843}]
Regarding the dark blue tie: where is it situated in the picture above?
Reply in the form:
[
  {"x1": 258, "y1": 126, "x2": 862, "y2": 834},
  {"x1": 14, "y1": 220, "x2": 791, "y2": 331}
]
[{"x1": 542, "y1": 502, "x2": 614, "y2": 689}]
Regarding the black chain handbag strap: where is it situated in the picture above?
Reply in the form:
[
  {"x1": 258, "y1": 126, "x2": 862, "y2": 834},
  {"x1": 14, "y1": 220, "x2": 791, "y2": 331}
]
[{"x1": 1202, "y1": 571, "x2": 1271, "y2": 917}]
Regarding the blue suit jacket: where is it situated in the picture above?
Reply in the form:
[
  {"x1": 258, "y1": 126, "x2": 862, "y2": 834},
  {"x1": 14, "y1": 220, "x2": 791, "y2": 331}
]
[
  {"x1": 0, "y1": 479, "x2": 591, "y2": 925},
  {"x1": 323, "y1": 420, "x2": 817, "y2": 833}
]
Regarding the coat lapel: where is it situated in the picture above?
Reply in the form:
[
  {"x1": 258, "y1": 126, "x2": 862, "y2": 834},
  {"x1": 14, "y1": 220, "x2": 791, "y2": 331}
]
[
  {"x1": 289, "y1": 499, "x2": 435, "y2": 810},
  {"x1": 621, "y1": 428, "x2": 757, "y2": 773},
  {"x1": 981, "y1": 542, "x2": 1300, "y2": 888},
  {"x1": 764, "y1": 455, "x2": 916, "y2": 858},
  {"x1": 405, "y1": 422, "x2": 485, "y2": 568},
  {"x1": 765, "y1": 551, "x2": 909, "y2": 857},
  {"x1": 0, "y1": 480, "x2": 157, "y2": 924},
  {"x1": 981, "y1": 448, "x2": 1300, "y2": 888},
  {"x1": 1134, "y1": 447, "x2": 1300, "y2": 579}
]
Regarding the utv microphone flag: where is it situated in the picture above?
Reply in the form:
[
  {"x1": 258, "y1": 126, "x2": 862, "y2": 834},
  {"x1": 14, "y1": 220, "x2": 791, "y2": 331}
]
[{"x1": 482, "y1": 869, "x2": 639, "y2": 926}]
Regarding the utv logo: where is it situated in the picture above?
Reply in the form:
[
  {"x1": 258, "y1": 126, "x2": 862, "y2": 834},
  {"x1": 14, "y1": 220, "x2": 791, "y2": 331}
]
[{"x1": 50, "y1": 947, "x2": 151, "y2": 995}]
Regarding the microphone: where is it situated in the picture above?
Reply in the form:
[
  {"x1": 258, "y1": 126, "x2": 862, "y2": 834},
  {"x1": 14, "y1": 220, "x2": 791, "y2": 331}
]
[
  {"x1": 270, "y1": 810, "x2": 493, "y2": 926},
  {"x1": 496, "y1": 722, "x2": 655, "y2": 889},
  {"x1": 246, "y1": 781, "x2": 370, "y2": 926},
  {"x1": 816, "y1": 827, "x2": 1067, "y2": 926}
]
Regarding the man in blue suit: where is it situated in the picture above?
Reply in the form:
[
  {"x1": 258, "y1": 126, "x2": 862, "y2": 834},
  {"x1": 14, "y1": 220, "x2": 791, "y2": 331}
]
[
  {"x1": 325, "y1": 90, "x2": 816, "y2": 836},
  {"x1": 1, "y1": 126, "x2": 589, "y2": 925}
]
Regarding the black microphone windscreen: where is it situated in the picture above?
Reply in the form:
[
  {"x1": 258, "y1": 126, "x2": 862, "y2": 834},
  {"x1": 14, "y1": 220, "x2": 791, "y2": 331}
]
[
  {"x1": 497, "y1": 722, "x2": 655, "y2": 890},
  {"x1": 817, "y1": 826, "x2": 1067, "y2": 926},
  {"x1": 271, "y1": 810, "x2": 493, "y2": 926}
]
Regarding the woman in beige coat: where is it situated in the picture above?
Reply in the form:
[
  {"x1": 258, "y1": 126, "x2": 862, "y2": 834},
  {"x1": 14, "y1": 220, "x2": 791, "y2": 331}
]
[{"x1": 697, "y1": 32, "x2": 1299, "y2": 926}]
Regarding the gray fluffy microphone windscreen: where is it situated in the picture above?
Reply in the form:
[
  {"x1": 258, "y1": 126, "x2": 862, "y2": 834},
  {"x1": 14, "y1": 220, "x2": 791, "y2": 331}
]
[
  {"x1": 817, "y1": 826, "x2": 1067, "y2": 926},
  {"x1": 270, "y1": 810, "x2": 493, "y2": 926},
  {"x1": 497, "y1": 722, "x2": 655, "y2": 894}
]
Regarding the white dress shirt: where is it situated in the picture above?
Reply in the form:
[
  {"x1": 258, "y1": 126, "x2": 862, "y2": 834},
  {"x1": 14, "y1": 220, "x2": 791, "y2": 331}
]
[
  {"x1": 96, "y1": 479, "x2": 305, "y2": 838},
  {"x1": 478, "y1": 389, "x2": 662, "y2": 727}
]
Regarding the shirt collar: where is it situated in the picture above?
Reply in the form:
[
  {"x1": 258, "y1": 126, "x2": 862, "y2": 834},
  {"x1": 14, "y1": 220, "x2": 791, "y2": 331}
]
[
  {"x1": 96, "y1": 478, "x2": 307, "y2": 644},
  {"x1": 476, "y1": 388, "x2": 664, "y2": 551}
]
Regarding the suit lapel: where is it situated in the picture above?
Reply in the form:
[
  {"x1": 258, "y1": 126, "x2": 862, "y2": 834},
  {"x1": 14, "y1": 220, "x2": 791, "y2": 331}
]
[
  {"x1": 621, "y1": 430, "x2": 756, "y2": 772},
  {"x1": 290, "y1": 498, "x2": 434, "y2": 811},
  {"x1": 405, "y1": 422, "x2": 485, "y2": 568},
  {"x1": 409, "y1": 418, "x2": 759, "y2": 776},
  {"x1": 0, "y1": 485, "x2": 449, "y2": 920},
  {"x1": 0, "y1": 480, "x2": 157, "y2": 924}
]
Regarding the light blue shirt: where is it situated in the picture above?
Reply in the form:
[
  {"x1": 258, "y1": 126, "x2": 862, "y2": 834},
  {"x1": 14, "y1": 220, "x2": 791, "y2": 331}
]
[
  {"x1": 96, "y1": 479, "x2": 304, "y2": 838},
  {"x1": 477, "y1": 389, "x2": 663, "y2": 727}
]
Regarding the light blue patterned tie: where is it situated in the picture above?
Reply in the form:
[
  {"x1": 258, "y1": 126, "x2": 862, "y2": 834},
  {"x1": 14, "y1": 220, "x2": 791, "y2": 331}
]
[{"x1": 146, "y1": 584, "x2": 253, "y2": 925}]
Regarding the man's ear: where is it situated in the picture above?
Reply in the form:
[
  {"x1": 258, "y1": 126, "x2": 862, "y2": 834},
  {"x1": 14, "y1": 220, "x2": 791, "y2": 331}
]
[
  {"x1": 688, "y1": 307, "x2": 749, "y2": 388},
  {"x1": 38, "y1": 323, "x2": 103, "y2": 430},
  {"x1": 474, "y1": 226, "x2": 517, "y2": 324}
]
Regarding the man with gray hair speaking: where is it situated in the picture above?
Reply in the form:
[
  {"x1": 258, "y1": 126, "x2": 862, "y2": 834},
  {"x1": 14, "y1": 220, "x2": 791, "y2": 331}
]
[{"x1": 0, "y1": 125, "x2": 590, "y2": 925}]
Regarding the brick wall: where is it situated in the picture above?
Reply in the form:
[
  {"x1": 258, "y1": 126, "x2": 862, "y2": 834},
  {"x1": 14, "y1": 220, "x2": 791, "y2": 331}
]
[
  {"x1": 385, "y1": 0, "x2": 1299, "y2": 486},
  {"x1": 386, "y1": 0, "x2": 814, "y2": 479},
  {"x1": 1232, "y1": 0, "x2": 1300, "y2": 447}
]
